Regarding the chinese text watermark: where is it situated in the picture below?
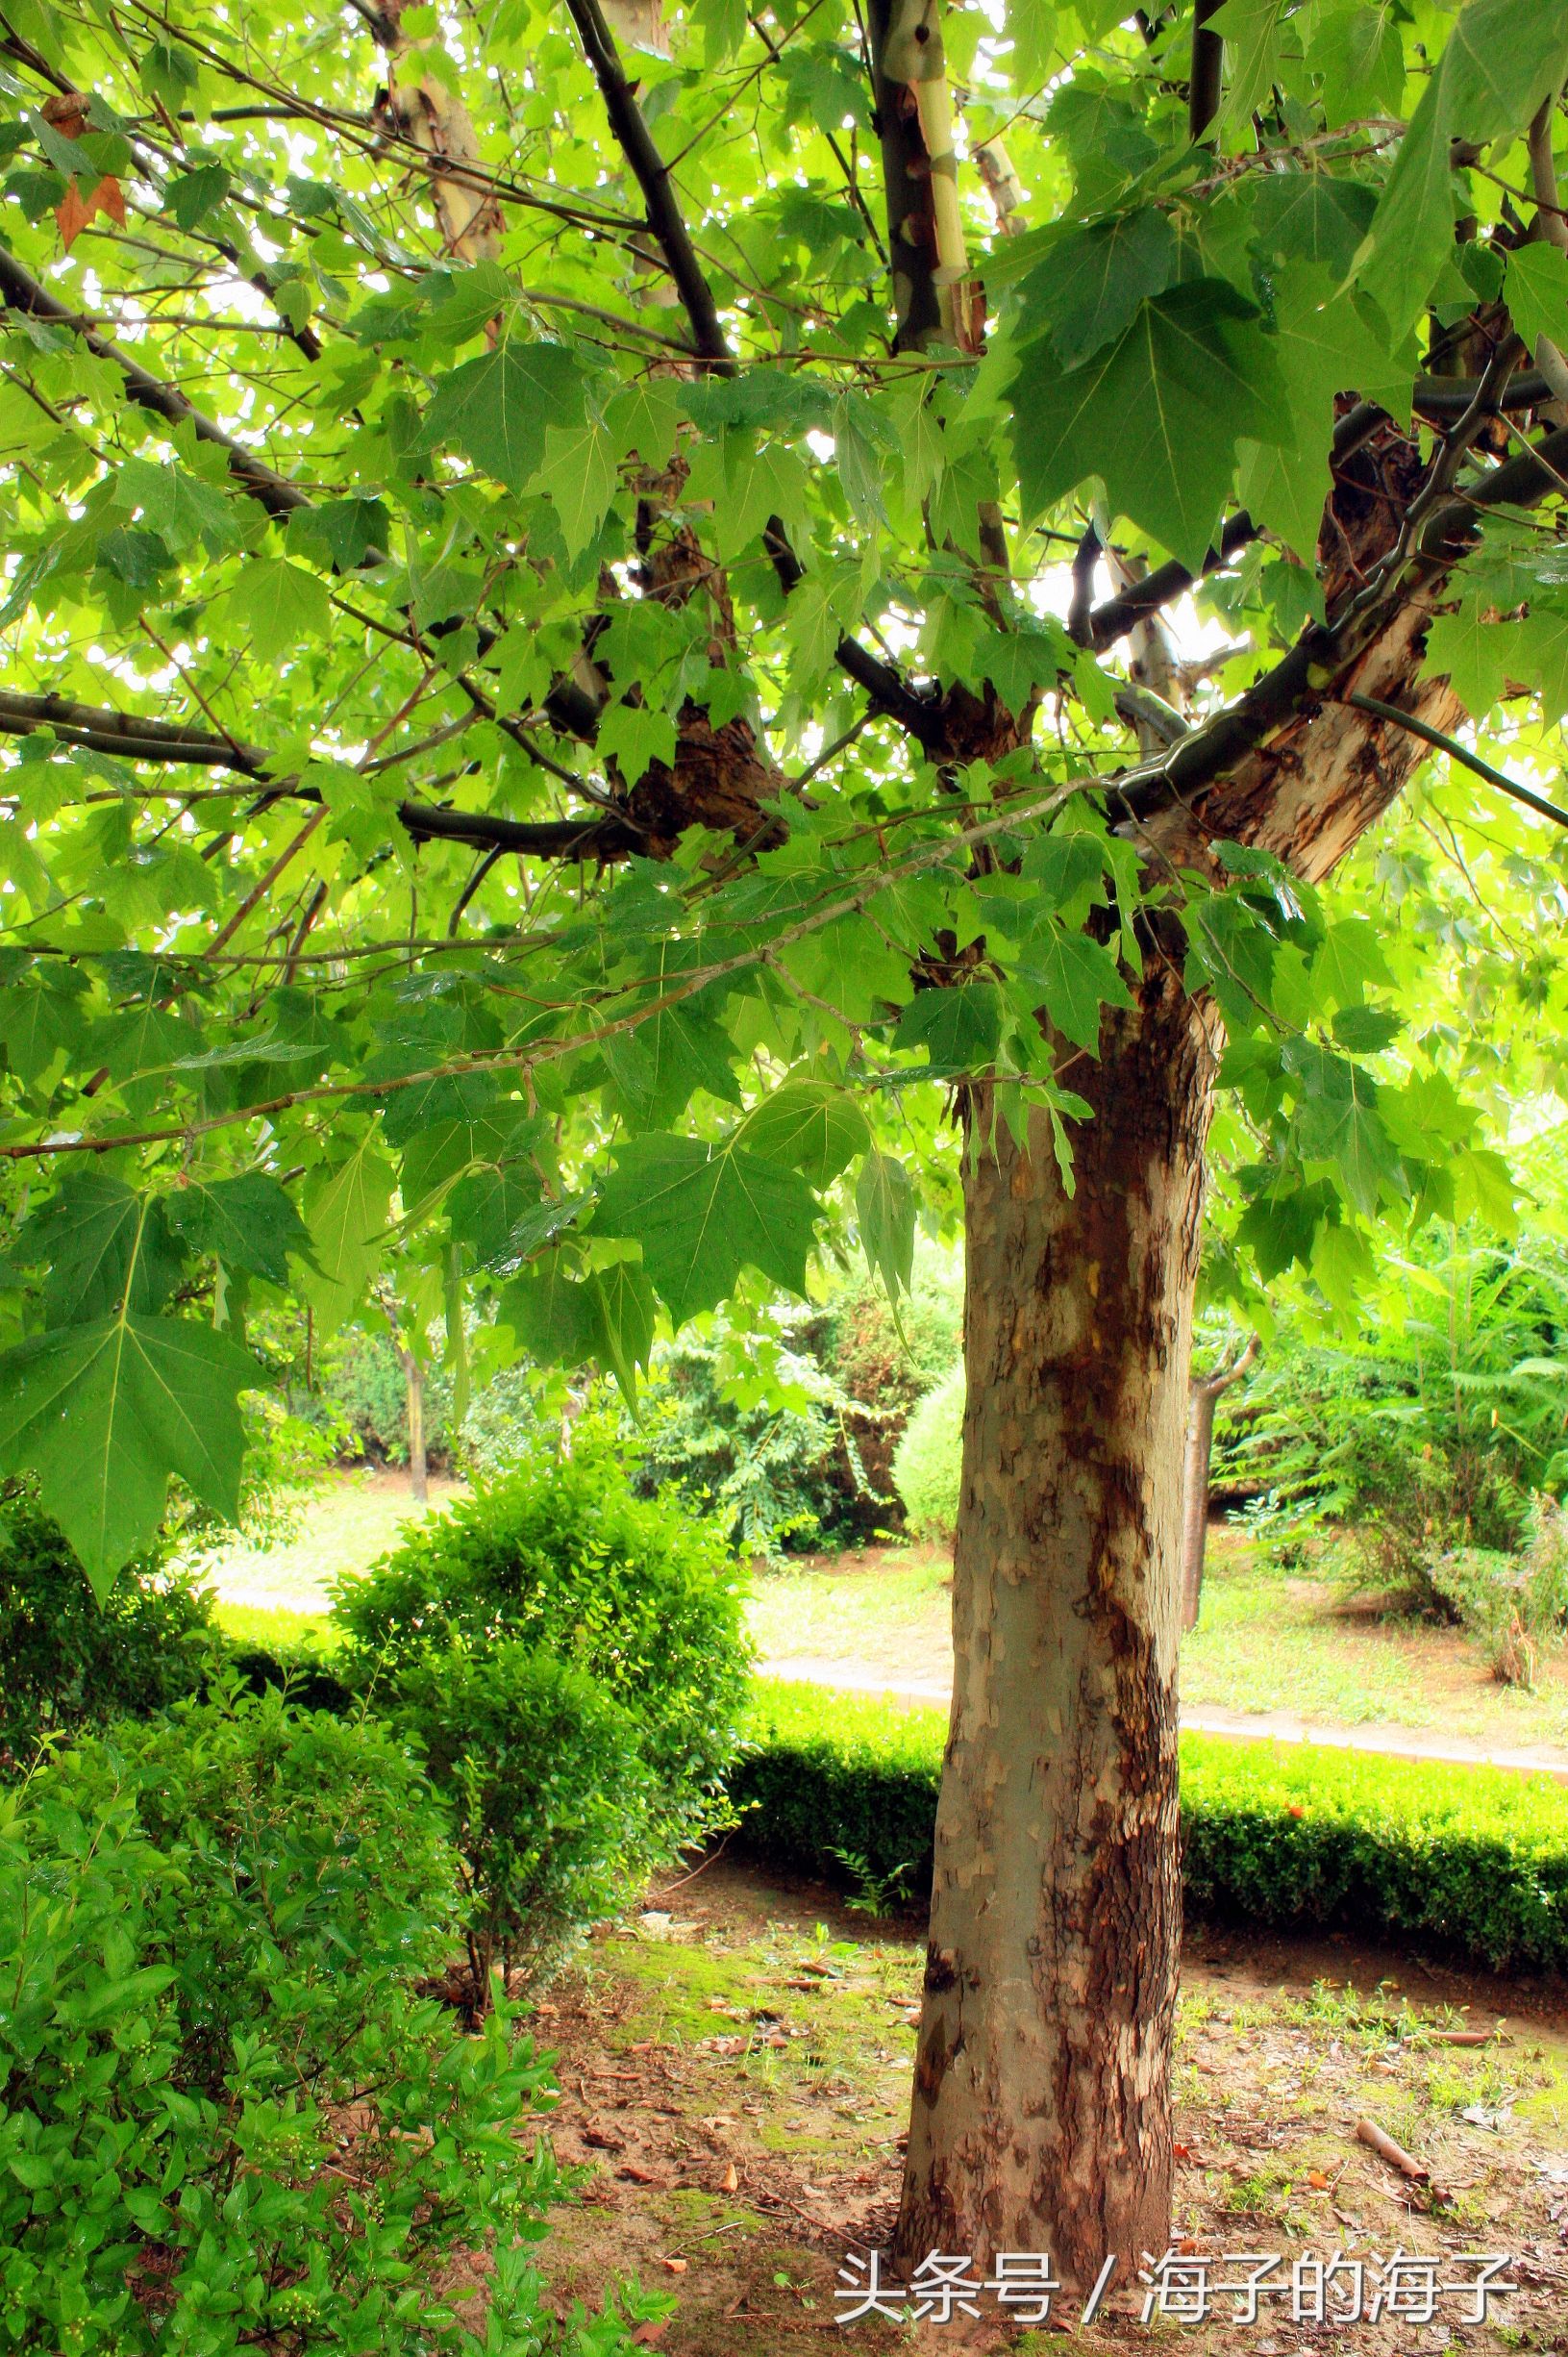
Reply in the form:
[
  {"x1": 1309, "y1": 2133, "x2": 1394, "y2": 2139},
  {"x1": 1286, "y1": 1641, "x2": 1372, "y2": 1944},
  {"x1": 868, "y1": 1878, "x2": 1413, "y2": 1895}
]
[{"x1": 834, "y1": 2245, "x2": 1518, "y2": 2328}]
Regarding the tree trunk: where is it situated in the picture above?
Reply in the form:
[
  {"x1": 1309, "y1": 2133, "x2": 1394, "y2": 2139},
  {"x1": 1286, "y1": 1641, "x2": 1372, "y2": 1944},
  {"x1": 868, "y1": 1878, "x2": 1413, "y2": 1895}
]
[
  {"x1": 1181, "y1": 1338, "x2": 1258, "y2": 1633},
  {"x1": 1180, "y1": 1383, "x2": 1220, "y2": 1635},
  {"x1": 405, "y1": 1355, "x2": 428, "y2": 1504},
  {"x1": 894, "y1": 963, "x2": 1218, "y2": 2295}
]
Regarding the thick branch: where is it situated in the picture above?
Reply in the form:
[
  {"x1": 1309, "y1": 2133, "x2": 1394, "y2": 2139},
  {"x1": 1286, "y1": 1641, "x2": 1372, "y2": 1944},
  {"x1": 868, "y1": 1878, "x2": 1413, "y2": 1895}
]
[
  {"x1": 1085, "y1": 385, "x2": 1554, "y2": 653},
  {"x1": 0, "y1": 243, "x2": 308, "y2": 523},
  {"x1": 1188, "y1": 0, "x2": 1223, "y2": 144},
  {"x1": 561, "y1": 0, "x2": 733, "y2": 370},
  {"x1": 0, "y1": 690, "x2": 623, "y2": 859},
  {"x1": 1121, "y1": 417, "x2": 1568, "y2": 828}
]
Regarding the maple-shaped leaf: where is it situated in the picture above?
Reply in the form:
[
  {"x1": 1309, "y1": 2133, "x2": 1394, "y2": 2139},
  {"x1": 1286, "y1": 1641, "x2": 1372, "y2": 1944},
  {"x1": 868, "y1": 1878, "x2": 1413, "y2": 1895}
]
[
  {"x1": 0, "y1": 1313, "x2": 259, "y2": 1595},
  {"x1": 1012, "y1": 280, "x2": 1287, "y2": 571},
  {"x1": 591, "y1": 1134, "x2": 819, "y2": 1324},
  {"x1": 58, "y1": 173, "x2": 125, "y2": 250}
]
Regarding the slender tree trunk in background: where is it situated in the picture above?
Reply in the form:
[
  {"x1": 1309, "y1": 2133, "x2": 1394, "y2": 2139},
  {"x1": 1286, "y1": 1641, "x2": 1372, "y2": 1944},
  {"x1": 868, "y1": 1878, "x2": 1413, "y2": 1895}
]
[
  {"x1": 404, "y1": 1353, "x2": 428, "y2": 1503},
  {"x1": 1181, "y1": 1338, "x2": 1258, "y2": 1633},
  {"x1": 894, "y1": 963, "x2": 1218, "y2": 2294},
  {"x1": 1180, "y1": 1385, "x2": 1219, "y2": 1636}
]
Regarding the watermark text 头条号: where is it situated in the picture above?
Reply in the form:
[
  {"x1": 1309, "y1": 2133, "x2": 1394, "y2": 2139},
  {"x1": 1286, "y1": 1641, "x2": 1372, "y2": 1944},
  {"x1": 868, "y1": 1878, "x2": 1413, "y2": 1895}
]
[{"x1": 833, "y1": 2244, "x2": 1518, "y2": 2329}]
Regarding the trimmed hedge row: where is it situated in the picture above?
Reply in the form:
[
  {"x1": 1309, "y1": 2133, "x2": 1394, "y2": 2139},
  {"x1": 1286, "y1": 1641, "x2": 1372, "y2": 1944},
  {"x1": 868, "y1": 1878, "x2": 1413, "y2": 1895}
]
[{"x1": 734, "y1": 1680, "x2": 1568, "y2": 1977}]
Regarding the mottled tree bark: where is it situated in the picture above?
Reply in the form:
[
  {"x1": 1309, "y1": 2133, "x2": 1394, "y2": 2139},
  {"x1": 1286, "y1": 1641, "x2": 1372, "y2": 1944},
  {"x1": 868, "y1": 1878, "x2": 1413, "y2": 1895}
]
[
  {"x1": 894, "y1": 963, "x2": 1219, "y2": 2294},
  {"x1": 1181, "y1": 1338, "x2": 1257, "y2": 1633}
]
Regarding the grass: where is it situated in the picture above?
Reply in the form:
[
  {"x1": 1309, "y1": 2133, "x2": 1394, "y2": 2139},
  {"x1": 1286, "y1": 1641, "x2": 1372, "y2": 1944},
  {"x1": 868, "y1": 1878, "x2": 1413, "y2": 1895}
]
[
  {"x1": 199, "y1": 1476, "x2": 1568, "y2": 1754},
  {"x1": 528, "y1": 1859, "x2": 1568, "y2": 2354},
  {"x1": 194, "y1": 1468, "x2": 465, "y2": 1626}
]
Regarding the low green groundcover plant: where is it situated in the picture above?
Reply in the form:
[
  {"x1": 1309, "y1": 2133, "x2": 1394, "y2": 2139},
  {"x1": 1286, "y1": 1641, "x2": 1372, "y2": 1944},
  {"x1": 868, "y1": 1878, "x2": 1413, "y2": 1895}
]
[
  {"x1": 0, "y1": 1681, "x2": 664, "y2": 2355},
  {"x1": 734, "y1": 1681, "x2": 1568, "y2": 1975}
]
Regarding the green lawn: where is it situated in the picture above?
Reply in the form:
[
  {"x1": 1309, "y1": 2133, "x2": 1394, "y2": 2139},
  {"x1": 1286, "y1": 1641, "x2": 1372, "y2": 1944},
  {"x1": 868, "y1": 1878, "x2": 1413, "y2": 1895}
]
[
  {"x1": 198, "y1": 1469, "x2": 465, "y2": 1647},
  {"x1": 200, "y1": 1478, "x2": 1568, "y2": 1755}
]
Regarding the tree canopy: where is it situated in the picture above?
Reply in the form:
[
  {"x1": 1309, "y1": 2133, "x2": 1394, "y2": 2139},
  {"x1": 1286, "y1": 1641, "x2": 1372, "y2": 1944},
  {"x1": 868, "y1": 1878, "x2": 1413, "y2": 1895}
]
[{"x1": 2, "y1": 0, "x2": 1568, "y2": 1590}]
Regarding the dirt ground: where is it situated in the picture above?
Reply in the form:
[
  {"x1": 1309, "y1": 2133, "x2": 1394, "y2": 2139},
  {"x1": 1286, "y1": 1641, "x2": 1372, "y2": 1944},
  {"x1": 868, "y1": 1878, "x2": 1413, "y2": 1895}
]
[{"x1": 510, "y1": 1861, "x2": 1568, "y2": 2356}]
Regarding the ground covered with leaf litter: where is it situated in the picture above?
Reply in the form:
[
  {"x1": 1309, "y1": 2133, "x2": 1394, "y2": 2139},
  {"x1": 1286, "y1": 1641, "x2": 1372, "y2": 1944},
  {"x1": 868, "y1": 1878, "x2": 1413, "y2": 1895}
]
[{"x1": 489, "y1": 1862, "x2": 1568, "y2": 2355}]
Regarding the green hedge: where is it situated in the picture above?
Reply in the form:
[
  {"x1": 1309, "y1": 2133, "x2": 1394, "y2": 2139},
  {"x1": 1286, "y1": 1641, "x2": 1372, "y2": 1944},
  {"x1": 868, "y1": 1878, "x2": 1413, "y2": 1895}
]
[{"x1": 734, "y1": 1681, "x2": 1568, "y2": 1977}]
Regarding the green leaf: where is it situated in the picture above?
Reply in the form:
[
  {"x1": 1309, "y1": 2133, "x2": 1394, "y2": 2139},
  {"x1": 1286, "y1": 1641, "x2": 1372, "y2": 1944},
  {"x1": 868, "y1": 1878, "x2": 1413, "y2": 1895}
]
[
  {"x1": 216, "y1": 559, "x2": 331, "y2": 664},
  {"x1": 602, "y1": 993, "x2": 742, "y2": 1129},
  {"x1": 891, "y1": 983, "x2": 1003, "y2": 1075},
  {"x1": 1018, "y1": 928, "x2": 1133, "y2": 1052},
  {"x1": 856, "y1": 1150, "x2": 916, "y2": 1300},
  {"x1": 591, "y1": 1134, "x2": 819, "y2": 1324},
  {"x1": 1506, "y1": 242, "x2": 1568, "y2": 355},
  {"x1": 588, "y1": 1258, "x2": 658, "y2": 1399},
  {"x1": 734, "y1": 1078, "x2": 870, "y2": 1187},
  {"x1": 299, "y1": 1139, "x2": 395, "y2": 1329},
  {"x1": 1355, "y1": 0, "x2": 1568, "y2": 335},
  {"x1": 163, "y1": 1174, "x2": 315, "y2": 1286},
  {"x1": 1012, "y1": 281, "x2": 1288, "y2": 569},
  {"x1": 164, "y1": 162, "x2": 231, "y2": 231},
  {"x1": 112, "y1": 459, "x2": 237, "y2": 554},
  {"x1": 534, "y1": 418, "x2": 617, "y2": 558},
  {"x1": 447, "y1": 1161, "x2": 550, "y2": 1272},
  {"x1": 14, "y1": 1177, "x2": 184, "y2": 1325},
  {"x1": 423, "y1": 342, "x2": 586, "y2": 491},
  {"x1": 287, "y1": 496, "x2": 390, "y2": 572},
  {"x1": 598, "y1": 701, "x2": 678, "y2": 786},
  {"x1": 1209, "y1": 0, "x2": 1291, "y2": 123},
  {"x1": 1016, "y1": 210, "x2": 1177, "y2": 370},
  {"x1": 0, "y1": 1314, "x2": 259, "y2": 1593}
]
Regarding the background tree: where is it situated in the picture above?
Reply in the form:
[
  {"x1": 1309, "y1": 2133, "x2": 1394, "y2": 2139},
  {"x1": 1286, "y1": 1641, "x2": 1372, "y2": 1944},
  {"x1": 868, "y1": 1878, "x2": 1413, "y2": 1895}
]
[{"x1": 1, "y1": 0, "x2": 1567, "y2": 2292}]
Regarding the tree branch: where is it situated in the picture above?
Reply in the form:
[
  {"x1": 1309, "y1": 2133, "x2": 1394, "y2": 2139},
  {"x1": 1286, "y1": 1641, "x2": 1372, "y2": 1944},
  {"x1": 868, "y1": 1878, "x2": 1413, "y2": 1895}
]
[
  {"x1": 0, "y1": 242, "x2": 308, "y2": 523},
  {"x1": 1085, "y1": 385, "x2": 1553, "y2": 653},
  {"x1": 561, "y1": 0, "x2": 733, "y2": 370},
  {"x1": 1188, "y1": 0, "x2": 1224, "y2": 144},
  {"x1": 1345, "y1": 692, "x2": 1568, "y2": 828},
  {"x1": 0, "y1": 690, "x2": 626, "y2": 859},
  {"x1": 1119, "y1": 416, "x2": 1568, "y2": 818}
]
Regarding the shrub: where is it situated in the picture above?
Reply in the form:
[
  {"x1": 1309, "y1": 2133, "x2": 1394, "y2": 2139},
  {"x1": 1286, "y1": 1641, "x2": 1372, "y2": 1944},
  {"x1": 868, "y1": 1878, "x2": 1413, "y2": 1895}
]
[
  {"x1": 1428, "y1": 1496, "x2": 1568, "y2": 1688},
  {"x1": 336, "y1": 1447, "x2": 751, "y2": 1824},
  {"x1": 732, "y1": 1680, "x2": 1568, "y2": 1976},
  {"x1": 627, "y1": 1320, "x2": 848, "y2": 1558},
  {"x1": 0, "y1": 1683, "x2": 664, "y2": 2354},
  {"x1": 393, "y1": 1641, "x2": 660, "y2": 1988},
  {"x1": 891, "y1": 1363, "x2": 964, "y2": 1542},
  {"x1": 0, "y1": 1493, "x2": 216, "y2": 1768}
]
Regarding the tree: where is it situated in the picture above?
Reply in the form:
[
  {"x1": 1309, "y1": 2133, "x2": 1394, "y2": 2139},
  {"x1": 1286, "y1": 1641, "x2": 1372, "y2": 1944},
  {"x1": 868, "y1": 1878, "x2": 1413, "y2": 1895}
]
[
  {"x1": 1, "y1": 0, "x2": 1566, "y2": 2293},
  {"x1": 1182, "y1": 1333, "x2": 1257, "y2": 1632}
]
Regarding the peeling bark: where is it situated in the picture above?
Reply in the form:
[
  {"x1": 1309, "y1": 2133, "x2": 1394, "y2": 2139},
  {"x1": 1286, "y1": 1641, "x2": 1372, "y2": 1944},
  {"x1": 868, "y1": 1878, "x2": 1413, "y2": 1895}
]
[
  {"x1": 372, "y1": 1, "x2": 503, "y2": 264},
  {"x1": 894, "y1": 965, "x2": 1219, "y2": 2294}
]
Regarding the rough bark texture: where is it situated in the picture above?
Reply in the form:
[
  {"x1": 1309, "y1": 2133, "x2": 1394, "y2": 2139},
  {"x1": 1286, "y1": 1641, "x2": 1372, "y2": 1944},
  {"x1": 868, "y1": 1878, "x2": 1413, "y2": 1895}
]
[{"x1": 893, "y1": 962, "x2": 1219, "y2": 2294}]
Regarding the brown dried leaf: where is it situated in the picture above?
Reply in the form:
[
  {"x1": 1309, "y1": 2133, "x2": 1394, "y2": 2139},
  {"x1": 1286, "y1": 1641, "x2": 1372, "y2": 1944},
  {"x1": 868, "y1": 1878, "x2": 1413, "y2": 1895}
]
[{"x1": 57, "y1": 174, "x2": 125, "y2": 251}]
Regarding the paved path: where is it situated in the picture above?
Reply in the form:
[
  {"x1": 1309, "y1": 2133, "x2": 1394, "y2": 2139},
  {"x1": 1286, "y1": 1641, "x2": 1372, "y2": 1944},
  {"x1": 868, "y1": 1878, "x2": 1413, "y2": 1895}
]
[{"x1": 759, "y1": 1656, "x2": 1568, "y2": 1783}]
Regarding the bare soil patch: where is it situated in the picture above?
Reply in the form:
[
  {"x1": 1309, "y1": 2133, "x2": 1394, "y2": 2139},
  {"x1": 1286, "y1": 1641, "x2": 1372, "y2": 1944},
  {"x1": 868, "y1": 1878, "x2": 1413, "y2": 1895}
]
[{"x1": 524, "y1": 1861, "x2": 1568, "y2": 2354}]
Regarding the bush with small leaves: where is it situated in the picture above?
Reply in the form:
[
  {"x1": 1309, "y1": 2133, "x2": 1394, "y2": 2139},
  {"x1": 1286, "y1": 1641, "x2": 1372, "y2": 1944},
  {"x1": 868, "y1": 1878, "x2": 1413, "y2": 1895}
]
[
  {"x1": 393, "y1": 1640, "x2": 660, "y2": 1991},
  {"x1": 336, "y1": 1444, "x2": 752, "y2": 1848},
  {"x1": 734, "y1": 1679, "x2": 1568, "y2": 1975},
  {"x1": 0, "y1": 1492, "x2": 216, "y2": 1769},
  {"x1": 890, "y1": 1362, "x2": 965, "y2": 1543},
  {"x1": 0, "y1": 1680, "x2": 669, "y2": 2354}
]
